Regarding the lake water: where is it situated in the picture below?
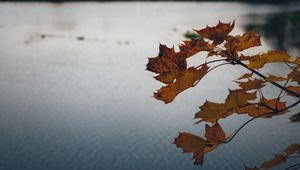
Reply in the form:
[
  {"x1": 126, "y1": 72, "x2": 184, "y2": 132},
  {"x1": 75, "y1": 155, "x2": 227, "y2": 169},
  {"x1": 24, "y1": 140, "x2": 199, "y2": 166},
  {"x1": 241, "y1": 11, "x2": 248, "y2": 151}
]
[{"x1": 0, "y1": 2, "x2": 300, "y2": 170}]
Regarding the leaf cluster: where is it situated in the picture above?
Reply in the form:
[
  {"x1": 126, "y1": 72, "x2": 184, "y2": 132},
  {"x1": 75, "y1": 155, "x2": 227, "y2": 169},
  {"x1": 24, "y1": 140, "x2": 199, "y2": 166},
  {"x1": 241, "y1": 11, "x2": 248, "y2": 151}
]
[{"x1": 146, "y1": 21, "x2": 300, "y2": 167}]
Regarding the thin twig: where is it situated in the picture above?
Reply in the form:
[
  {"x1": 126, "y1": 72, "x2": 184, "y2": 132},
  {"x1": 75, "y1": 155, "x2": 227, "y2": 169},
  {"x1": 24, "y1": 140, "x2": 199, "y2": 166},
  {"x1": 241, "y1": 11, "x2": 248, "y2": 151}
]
[
  {"x1": 195, "y1": 59, "x2": 227, "y2": 69},
  {"x1": 224, "y1": 98, "x2": 300, "y2": 143},
  {"x1": 276, "y1": 79, "x2": 289, "y2": 109},
  {"x1": 285, "y1": 61, "x2": 295, "y2": 70}
]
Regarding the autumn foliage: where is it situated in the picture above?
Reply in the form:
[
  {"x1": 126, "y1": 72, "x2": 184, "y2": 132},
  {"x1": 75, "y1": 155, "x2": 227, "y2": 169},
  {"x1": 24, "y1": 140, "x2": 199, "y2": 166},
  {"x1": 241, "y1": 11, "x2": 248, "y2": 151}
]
[{"x1": 146, "y1": 21, "x2": 300, "y2": 169}]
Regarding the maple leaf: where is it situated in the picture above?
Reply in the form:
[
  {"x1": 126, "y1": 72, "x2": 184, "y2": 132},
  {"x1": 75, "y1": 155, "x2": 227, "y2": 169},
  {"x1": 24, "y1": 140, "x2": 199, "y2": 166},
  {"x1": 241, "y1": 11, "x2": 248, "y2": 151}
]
[
  {"x1": 225, "y1": 30, "x2": 261, "y2": 52},
  {"x1": 194, "y1": 21, "x2": 235, "y2": 45},
  {"x1": 247, "y1": 51, "x2": 292, "y2": 69},
  {"x1": 235, "y1": 78, "x2": 265, "y2": 91},
  {"x1": 174, "y1": 122, "x2": 226, "y2": 165},
  {"x1": 205, "y1": 122, "x2": 226, "y2": 144},
  {"x1": 173, "y1": 132, "x2": 208, "y2": 165},
  {"x1": 154, "y1": 65, "x2": 209, "y2": 103},
  {"x1": 195, "y1": 89, "x2": 257, "y2": 123}
]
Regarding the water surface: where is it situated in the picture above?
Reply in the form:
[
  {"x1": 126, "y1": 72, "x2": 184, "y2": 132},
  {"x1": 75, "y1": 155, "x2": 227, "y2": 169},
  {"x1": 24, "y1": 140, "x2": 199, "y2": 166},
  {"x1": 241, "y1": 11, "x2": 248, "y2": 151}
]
[{"x1": 0, "y1": 2, "x2": 299, "y2": 170}]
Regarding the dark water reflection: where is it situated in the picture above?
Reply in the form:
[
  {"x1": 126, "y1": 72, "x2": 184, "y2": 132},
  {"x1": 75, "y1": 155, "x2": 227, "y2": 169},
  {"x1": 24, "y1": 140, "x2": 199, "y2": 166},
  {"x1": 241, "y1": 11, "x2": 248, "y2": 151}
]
[{"x1": 244, "y1": 10, "x2": 300, "y2": 53}]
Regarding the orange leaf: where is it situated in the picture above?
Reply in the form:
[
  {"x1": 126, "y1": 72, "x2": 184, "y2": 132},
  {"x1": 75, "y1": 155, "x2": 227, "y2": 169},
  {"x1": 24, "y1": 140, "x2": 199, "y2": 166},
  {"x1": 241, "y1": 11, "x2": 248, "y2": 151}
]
[
  {"x1": 154, "y1": 65, "x2": 209, "y2": 103},
  {"x1": 247, "y1": 51, "x2": 292, "y2": 69},
  {"x1": 195, "y1": 89, "x2": 257, "y2": 123},
  {"x1": 236, "y1": 78, "x2": 265, "y2": 90},
  {"x1": 173, "y1": 132, "x2": 207, "y2": 165},
  {"x1": 194, "y1": 21, "x2": 235, "y2": 45},
  {"x1": 288, "y1": 68, "x2": 300, "y2": 84},
  {"x1": 237, "y1": 98, "x2": 287, "y2": 117},
  {"x1": 237, "y1": 73, "x2": 253, "y2": 80},
  {"x1": 174, "y1": 122, "x2": 226, "y2": 165},
  {"x1": 287, "y1": 86, "x2": 300, "y2": 96},
  {"x1": 205, "y1": 122, "x2": 226, "y2": 144},
  {"x1": 178, "y1": 39, "x2": 213, "y2": 59},
  {"x1": 260, "y1": 154, "x2": 286, "y2": 169},
  {"x1": 154, "y1": 72, "x2": 177, "y2": 84},
  {"x1": 284, "y1": 143, "x2": 300, "y2": 156},
  {"x1": 147, "y1": 44, "x2": 184, "y2": 74},
  {"x1": 225, "y1": 30, "x2": 261, "y2": 51},
  {"x1": 266, "y1": 74, "x2": 287, "y2": 82}
]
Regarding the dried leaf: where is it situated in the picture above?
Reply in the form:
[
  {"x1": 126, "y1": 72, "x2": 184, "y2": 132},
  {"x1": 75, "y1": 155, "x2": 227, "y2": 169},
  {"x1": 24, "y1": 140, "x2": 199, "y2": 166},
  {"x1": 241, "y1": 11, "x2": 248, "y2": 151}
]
[
  {"x1": 237, "y1": 73, "x2": 253, "y2": 80},
  {"x1": 195, "y1": 89, "x2": 257, "y2": 123},
  {"x1": 205, "y1": 122, "x2": 226, "y2": 144},
  {"x1": 266, "y1": 74, "x2": 287, "y2": 82},
  {"x1": 260, "y1": 154, "x2": 286, "y2": 169},
  {"x1": 174, "y1": 122, "x2": 226, "y2": 165},
  {"x1": 225, "y1": 30, "x2": 261, "y2": 51},
  {"x1": 288, "y1": 68, "x2": 300, "y2": 84},
  {"x1": 247, "y1": 51, "x2": 292, "y2": 69},
  {"x1": 236, "y1": 78, "x2": 265, "y2": 91},
  {"x1": 237, "y1": 98, "x2": 287, "y2": 117},
  {"x1": 287, "y1": 86, "x2": 300, "y2": 96},
  {"x1": 147, "y1": 44, "x2": 184, "y2": 74},
  {"x1": 154, "y1": 65, "x2": 209, "y2": 103},
  {"x1": 194, "y1": 21, "x2": 235, "y2": 45},
  {"x1": 284, "y1": 143, "x2": 300, "y2": 156},
  {"x1": 173, "y1": 132, "x2": 207, "y2": 165}
]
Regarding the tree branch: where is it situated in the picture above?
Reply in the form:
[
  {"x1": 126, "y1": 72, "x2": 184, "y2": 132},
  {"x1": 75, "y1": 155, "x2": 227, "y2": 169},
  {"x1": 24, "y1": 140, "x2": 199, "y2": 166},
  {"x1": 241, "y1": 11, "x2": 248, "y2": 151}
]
[{"x1": 236, "y1": 60, "x2": 300, "y2": 98}]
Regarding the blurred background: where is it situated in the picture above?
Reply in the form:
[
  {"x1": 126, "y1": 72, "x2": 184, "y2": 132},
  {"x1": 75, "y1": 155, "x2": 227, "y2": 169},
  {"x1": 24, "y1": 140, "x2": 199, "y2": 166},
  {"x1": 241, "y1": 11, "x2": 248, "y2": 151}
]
[{"x1": 0, "y1": 0, "x2": 299, "y2": 170}]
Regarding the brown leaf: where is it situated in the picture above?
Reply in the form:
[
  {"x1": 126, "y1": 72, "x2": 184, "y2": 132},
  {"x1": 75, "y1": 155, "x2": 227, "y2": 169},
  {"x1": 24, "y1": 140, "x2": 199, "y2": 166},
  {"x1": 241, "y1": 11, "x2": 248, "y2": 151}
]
[
  {"x1": 154, "y1": 72, "x2": 177, "y2": 84},
  {"x1": 237, "y1": 73, "x2": 253, "y2": 80},
  {"x1": 286, "y1": 86, "x2": 300, "y2": 96},
  {"x1": 173, "y1": 132, "x2": 207, "y2": 165},
  {"x1": 289, "y1": 112, "x2": 300, "y2": 123},
  {"x1": 284, "y1": 143, "x2": 300, "y2": 156},
  {"x1": 178, "y1": 39, "x2": 213, "y2": 58},
  {"x1": 146, "y1": 44, "x2": 184, "y2": 74},
  {"x1": 195, "y1": 89, "x2": 257, "y2": 123},
  {"x1": 154, "y1": 65, "x2": 209, "y2": 103},
  {"x1": 236, "y1": 78, "x2": 265, "y2": 91},
  {"x1": 237, "y1": 98, "x2": 287, "y2": 117},
  {"x1": 225, "y1": 30, "x2": 261, "y2": 51},
  {"x1": 194, "y1": 21, "x2": 235, "y2": 45},
  {"x1": 174, "y1": 122, "x2": 226, "y2": 165},
  {"x1": 247, "y1": 51, "x2": 292, "y2": 69},
  {"x1": 205, "y1": 122, "x2": 226, "y2": 144},
  {"x1": 260, "y1": 154, "x2": 286, "y2": 169},
  {"x1": 288, "y1": 68, "x2": 300, "y2": 84},
  {"x1": 266, "y1": 74, "x2": 287, "y2": 82}
]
